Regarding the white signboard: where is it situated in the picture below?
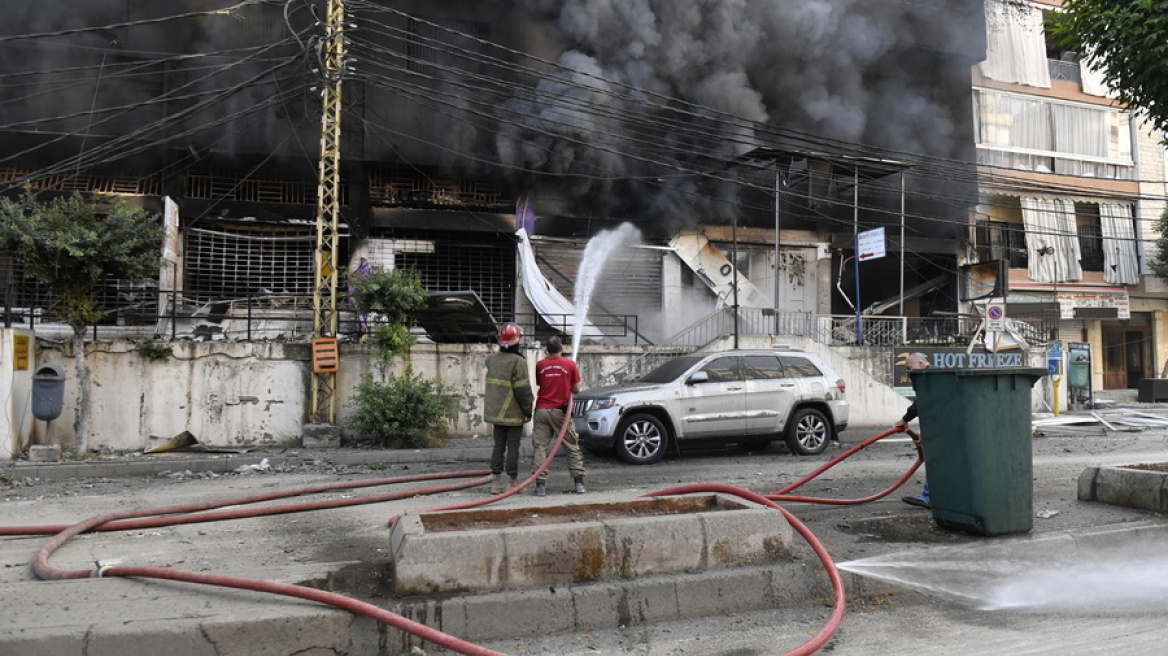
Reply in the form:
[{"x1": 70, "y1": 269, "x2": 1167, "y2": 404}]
[
  {"x1": 857, "y1": 227, "x2": 886, "y2": 262},
  {"x1": 985, "y1": 301, "x2": 1006, "y2": 332}
]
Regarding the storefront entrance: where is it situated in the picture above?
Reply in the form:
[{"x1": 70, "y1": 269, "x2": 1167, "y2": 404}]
[{"x1": 1101, "y1": 319, "x2": 1152, "y2": 389}]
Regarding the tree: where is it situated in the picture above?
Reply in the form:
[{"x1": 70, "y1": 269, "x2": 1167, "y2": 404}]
[
  {"x1": 0, "y1": 190, "x2": 163, "y2": 454},
  {"x1": 342, "y1": 264, "x2": 457, "y2": 448},
  {"x1": 346, "y1": 264, "x2": 429, "y2": 360},
  {"x1": 1150, "y1": 207, "x2": 1168, "y2": 284},
  {"x1": 1050, "y1": 0, "x2": 1168, "y2": 137}
]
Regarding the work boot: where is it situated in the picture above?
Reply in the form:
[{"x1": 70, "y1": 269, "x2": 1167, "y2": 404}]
[
  {"x1": 490, "y1": 473, "x2": 505, "y2": 495},
  {"x1": 508, "y1": 475, "x2": 518, "y2": 491},
  {"x1": 533, "y1": 481, "x2": 546, "y2": 497},
  {"x1": 573, "y1": 477, "x2": 587, "y2": 494}
]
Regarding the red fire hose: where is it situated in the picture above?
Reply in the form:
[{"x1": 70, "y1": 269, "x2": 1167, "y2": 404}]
[
  {"x1": 11, "y1": 415, "x2": 923, "y2": 656},
  {"x1": 766, "y1": 427, "x2": 923, "y2": 504}
]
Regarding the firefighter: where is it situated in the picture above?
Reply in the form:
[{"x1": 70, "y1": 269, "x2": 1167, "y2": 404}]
[{"x1": 483, "y1": 322, "x2": 534, "y2": 494}]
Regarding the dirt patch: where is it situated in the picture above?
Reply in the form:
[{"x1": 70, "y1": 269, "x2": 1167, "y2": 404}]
[
  {"x1": 421, "y1": 495, "x2": 747, "y2": 532},
  {"x1": 836, "y1": 514, "x2": 978, "y2": 544},
  {"x1": 1120, "y1": 462, "x2": 1168, "y2": 472}
]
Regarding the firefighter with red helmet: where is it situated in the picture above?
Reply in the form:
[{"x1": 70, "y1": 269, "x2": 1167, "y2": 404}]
[{"x1": 483, "y1": 322, "x2": 534, "y2": 494}]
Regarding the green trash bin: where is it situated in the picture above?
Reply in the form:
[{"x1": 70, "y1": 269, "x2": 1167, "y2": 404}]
[{"x1": 910, "y1": 367, "x2": 1046, "y2": 536}]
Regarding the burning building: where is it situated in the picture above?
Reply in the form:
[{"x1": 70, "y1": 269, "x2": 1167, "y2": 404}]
[{"x1": 0, "y1": 0, "x2": 990, "y2": 347}]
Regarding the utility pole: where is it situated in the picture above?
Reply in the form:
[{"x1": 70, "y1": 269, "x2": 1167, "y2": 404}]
[{"x1": 310, "y1": 0, "x2": 346, "y2": 426}]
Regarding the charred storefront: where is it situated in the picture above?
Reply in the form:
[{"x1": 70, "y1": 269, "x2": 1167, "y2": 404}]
[{"x1": 1, "y1": 1, "x2": 988, "y2": 348}]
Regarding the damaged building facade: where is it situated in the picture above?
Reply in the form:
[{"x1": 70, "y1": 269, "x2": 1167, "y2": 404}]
[
  {"x1": 972, "y1": 0, "x2": 1168, "y2": 406},
  {"x1": 9, "y1": 1, "x2": 1150, "y2": 450}
]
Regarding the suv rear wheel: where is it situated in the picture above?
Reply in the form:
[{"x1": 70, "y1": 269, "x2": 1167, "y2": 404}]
[
  {"x1": 784, "y1": 408, "x2": 831, "y2": 456},
  {"x1": 615, "y1": 413, "x2": 668, "y2": 464}
]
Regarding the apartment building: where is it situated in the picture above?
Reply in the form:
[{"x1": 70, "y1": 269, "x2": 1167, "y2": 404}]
[{"x1": 971, "y1": 0, "x2": 1168, "y2": 396}]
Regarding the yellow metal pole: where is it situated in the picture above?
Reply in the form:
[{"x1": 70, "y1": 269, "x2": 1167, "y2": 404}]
[{"x1": 311, "y1": 0, "x2": 345, "y2": 425}]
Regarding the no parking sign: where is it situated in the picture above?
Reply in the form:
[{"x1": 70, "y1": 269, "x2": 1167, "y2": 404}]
[{"x1": 985, "y1": 302, "x2": 1006, "y2": 332}]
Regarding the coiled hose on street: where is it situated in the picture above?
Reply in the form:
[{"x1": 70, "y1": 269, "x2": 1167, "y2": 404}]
[{"x1": 4, "y1": 410, "x2": 923, "y2": 656}]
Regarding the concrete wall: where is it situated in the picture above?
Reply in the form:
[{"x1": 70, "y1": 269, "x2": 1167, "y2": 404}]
[
  {"x1": 22, "y1": 336, "x2": 1034, "y2": 456},
  {"x1": 0, "y1": 329, "x2": 35, "y2": 460}
]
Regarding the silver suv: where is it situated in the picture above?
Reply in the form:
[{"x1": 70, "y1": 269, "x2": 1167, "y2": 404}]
[{"x1": 573, "y1": 349, "x2": 849, "y2": 464}]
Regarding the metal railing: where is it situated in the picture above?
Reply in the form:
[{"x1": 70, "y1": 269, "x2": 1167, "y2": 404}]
[
  {"x1": 596, "y1": 306, "x2": 1056, "y2": 386},
  {"x1": 3, "y1": 283, "x2": 1056, "y2": 352},
  {"x1": 512, "y1": 312, "x2": 644, "y2": 346}
]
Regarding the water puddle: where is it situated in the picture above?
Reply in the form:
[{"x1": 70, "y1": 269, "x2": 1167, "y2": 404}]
[{"x1": 298, "y1": 560, "x2": 396, "y2": 600}]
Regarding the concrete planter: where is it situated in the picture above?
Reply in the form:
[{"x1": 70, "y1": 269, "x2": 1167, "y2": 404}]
[{"x1": 388, "y1": 493, "x2": 795, "y2": 595}]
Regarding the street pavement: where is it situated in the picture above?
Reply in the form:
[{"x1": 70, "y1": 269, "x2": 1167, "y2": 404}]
[{"x1": 1, "y1": 414, "x2": 1168, "y2": 655}]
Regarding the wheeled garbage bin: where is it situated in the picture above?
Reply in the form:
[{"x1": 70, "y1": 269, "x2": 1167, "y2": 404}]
[{"x1": 910, "y1": 367, "x2": 1046, "y2": 536}]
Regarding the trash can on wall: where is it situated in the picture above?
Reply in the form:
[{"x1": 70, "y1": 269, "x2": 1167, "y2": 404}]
[
  {"x1": 911, "y1": 367, "x2": 1046, "y2": 536},
  {"x1": 32, "y1": 363, "x2": 66, "y2": 421}
]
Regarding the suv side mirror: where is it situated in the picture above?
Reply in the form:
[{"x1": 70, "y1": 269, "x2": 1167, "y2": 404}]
[{"x1": 686, "y1": 371, "x2": 710, "y2": 385}]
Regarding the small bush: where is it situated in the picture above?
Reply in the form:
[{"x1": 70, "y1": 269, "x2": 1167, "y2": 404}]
[
  {"x1": 345, "y1": 371, "x2": 459, "y2": 449},
  {"x1": 370, "y1": 323, "x2": 417, "y2": 361},
  {"x1": 135, "y1": 339, "x2": 173, "y2": 362}
]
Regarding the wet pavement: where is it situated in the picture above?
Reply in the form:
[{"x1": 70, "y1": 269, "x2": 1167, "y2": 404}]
[{"x1": 1, "y1": 414, "x2": 1167, "y2": 655}]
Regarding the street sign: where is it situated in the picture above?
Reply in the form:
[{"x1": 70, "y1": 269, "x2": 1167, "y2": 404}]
[
  {"x1": 857, "y1": 227, "x2": 886, "y2": 262},
  {"x1": 985, "y1": 301, "x2": 1006, "y2": 332}
]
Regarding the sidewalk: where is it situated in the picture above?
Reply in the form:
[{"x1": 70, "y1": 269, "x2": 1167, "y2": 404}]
[{"x1": 3, "y1": 422, "x2": 1168, "y2": 655}]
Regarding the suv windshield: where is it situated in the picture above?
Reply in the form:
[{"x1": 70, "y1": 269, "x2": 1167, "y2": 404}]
[{"x1": 637, "y1": 356, "x2": 703, "y2": 384}]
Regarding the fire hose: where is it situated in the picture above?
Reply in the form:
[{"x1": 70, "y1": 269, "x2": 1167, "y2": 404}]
[{"x1": 8, "y1": 413, "x2": 924, "y2": 656}]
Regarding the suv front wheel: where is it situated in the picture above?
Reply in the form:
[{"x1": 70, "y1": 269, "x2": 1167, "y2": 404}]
[
  {"x1": 615, "y1": 413, "x2": 668, "y2": 465},
  {"x1": 784, "y1": 408, "x2": 832, "y2": 456}
]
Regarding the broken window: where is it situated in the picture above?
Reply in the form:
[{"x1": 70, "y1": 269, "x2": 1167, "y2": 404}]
[{"x1": 975, "y1": 219, "x2": 1027, "y2": 269}]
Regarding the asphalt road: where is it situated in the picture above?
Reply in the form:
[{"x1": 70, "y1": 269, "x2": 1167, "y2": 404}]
[{"x1": 2, "y1": 421, "x2": 1168, "y2": 655}]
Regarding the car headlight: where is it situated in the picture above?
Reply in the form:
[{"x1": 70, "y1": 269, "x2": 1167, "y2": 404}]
[{"x1": 575, "y1": 397, "x2": 616, "y2": 414}]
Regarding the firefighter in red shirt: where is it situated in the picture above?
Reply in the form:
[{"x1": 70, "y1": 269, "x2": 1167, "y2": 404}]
[{"x1": 531, "y1": 335, "x2": 586, "y2": 496}]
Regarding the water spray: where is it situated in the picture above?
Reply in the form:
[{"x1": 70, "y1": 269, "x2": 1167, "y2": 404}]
[{"x1": 570, "y1": 223, "x2": 642, "y2": 360}]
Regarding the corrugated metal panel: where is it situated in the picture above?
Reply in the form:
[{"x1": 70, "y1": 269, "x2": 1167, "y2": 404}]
[
  {"x1": 532, "y1": 239, "x2": 661, "y2": 329},
  {"x1": 1058, "y1": 322, "x2": 1084, "y2": 344}
]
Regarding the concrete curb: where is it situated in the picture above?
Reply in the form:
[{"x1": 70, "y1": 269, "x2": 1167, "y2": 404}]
[
  {"x1": 1, "y1": 561, "x2": 885, "y2": 656},
  {"x1": 383, "y1": 563, "x2": 886, "y2": 649},
  {"x1": 1, "y1": 440, "x2": 510, "y2": 482},
  {"x1": 1078, "y1": 464, "x2": 1168, "y2": 512}
]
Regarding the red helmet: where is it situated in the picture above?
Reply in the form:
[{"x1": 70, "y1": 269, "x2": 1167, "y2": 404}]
[{"x1": 498, "y1": 322, "x2": 522, "y2": 346}]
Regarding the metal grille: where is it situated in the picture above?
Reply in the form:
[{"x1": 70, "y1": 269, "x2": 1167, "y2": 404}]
[
  {"x1": 367, "y1": 164, "x2": 505, "y2": 207},
  {"x1": 185, "y1": 170, "x2": 320, "y2": 205},
  {"x1": 405, "y1": 15, "x2": 490, "y2": 77},
  {"x1": 0, "y1": 255, "x2": 158, "y2": 327},
  {"x1": 395, "y1": 236, "x2": 514, "y2": 323},
  {"x1": 183, "y1": 226, "x2": 317, "y2": 304},
  {"x1": 1077, "y1": 222, "x2": 1104, "y2": 272},
  {"x1": 976, "y1": 220, "x2": 1028, "y2": 269},
  {"x1": 0, "y1": 167, "x2": 163, "y2": 196}
]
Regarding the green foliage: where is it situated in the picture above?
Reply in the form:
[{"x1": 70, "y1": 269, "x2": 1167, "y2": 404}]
[
  {"x1": 347, "y1": 265, "x2": 428, "y2": 326},
  {"x1": 345, "y1": 371, "x2": 459, "y2": 449},
  {"x1": 0, "y1": 190, "x2": 164, "y2": 334},
  {"x1": 370, "y1": 323, "x2": 417, "y2": 360},
  {"x1": 1150, "y1": 208, "x2": 1168, "y2": 284},
  {"x1": 1051, "y1": 0, "x2": 1168, "y2": 138},
  {"x1": 135, "y1": 339, "x2": 174, "y2": 362}
]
